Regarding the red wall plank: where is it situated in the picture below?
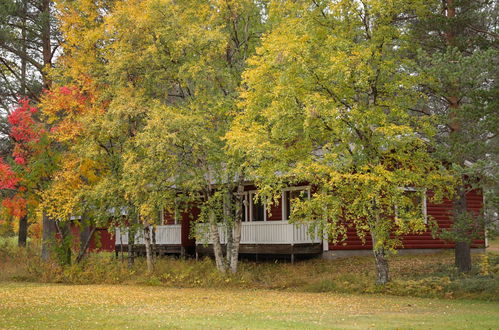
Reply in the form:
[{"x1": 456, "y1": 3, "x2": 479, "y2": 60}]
[{"x1": 329, "y1": 190, "x2": 485, "y2": 250}]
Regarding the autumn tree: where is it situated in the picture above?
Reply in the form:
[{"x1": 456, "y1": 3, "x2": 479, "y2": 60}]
[
  {"x1": 0, "y1": 98, "x2": 57, "y2": 250},
  {"x1": 99, "y1": 0, "x2": 267, "y2": 273},
  {"x1": 0, "y1": 0, "x2": 60, "y2": 245},
  {"x1": 411, "y1": 0, "x2": 498, "y2": 272},
  {"x1": 228, "y1": 0, "x2": 452, "y2": 284},
  {"x1": 36, "y1": 0, "x2": 120, "y2": 263}
]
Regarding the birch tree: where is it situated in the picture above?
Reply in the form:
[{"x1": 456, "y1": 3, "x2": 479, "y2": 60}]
[
  {"x1": 228, "y1": 0, "x2": 452, "y2": 284},
  {"x1": 113, "y1": 0, "x2": 266, "y2": 273}
]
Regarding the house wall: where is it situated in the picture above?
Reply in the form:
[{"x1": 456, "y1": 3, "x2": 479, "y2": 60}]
[
  {"x1": 328, "y1": 190, "x2": 485, "y2": 251},
  {"x1": 68, "y1": 223, "x2": 115, "y2": 252},
  {"x1": 267, "y1": 201, "x2": 282, "y2": 221},
  {"x1": 181, "y1": 206, "x2": 198, "y2": 247},
  {"x1": 163, "y1": 211, "x2": 176, "y2": 225}
]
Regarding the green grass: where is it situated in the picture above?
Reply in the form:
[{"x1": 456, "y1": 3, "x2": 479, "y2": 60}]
[{"x1": 0, "y1": 282, "x2": 498, "y2": 329}]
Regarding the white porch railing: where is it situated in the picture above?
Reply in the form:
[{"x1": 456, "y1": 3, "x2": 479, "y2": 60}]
[
  {"x1": 195, "y1": 221, "x2": 321, "y2": 245},
  {"x1": 115, "y1": 225, "x2": 182, "y2": 245}
]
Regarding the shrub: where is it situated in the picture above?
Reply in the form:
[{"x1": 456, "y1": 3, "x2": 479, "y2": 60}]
[{"x1": 1, "y1": 245, "x2": 497, "y2": 301}]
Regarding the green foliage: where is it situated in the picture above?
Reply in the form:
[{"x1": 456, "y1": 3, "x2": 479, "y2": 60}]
[
  {"x1": 412, "y1": 0, "x2": 498, "y2": 250},
  {"x1": 227, "y1": 1, "x2": 454, "y2": 282}
]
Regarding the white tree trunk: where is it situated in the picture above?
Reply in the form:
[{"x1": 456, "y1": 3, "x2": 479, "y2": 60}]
[
  {"x1": 143, "y1": 223, "x2": 153, "y2": 273},
  {"x1": 229, "y1": 185, "x2": 244, "y2": 273},
  {"x1": 209, "y1": 210, "x2": 226, "y2": 273}
]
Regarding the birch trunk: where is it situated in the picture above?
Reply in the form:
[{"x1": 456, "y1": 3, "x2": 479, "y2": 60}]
[
  {"x1": 224, "y1": 192, "x2": 233, "y2": 265},
  {"x1": 209, "y1": 210, "x2": 226, "y2": 273},
  {"x1": 229, "y1": 185, "x2": 244, "y2": 273},
  {"x1": 372, "y1": 242, "x2": 390, "y2": 285},
  {"x1": 151, "y1": 226, "x2": 157, "y2": 262},
  {"x1": 225, "y1": 226, "x2": 233, "y2": 266},
  {"x1": 370, "y1": 210, "x2": 390, "y2": 284},
  {"x1": 143, "y1": 223, "x2": 153, "y2": 273}
]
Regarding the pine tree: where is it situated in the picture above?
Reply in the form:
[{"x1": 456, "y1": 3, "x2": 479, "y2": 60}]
[{"x1": 412, "y1": 0, "x2": 498, "y2": 272}]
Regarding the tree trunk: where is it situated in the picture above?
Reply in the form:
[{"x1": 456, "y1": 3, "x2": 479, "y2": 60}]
[
  {"x1": 20, "y1": 0, "x2": 27, "y2": 96},
  {"x1": 443, "y1": 0, "x2": 472, "y2": 273},
  {"x1": 55, "y1": 220, "x2": 72, "y2": 265},
  {"x1": 18, "y1": 215, "x2": 28, "y2": 247},
  {"x1": 372, "y1": 246, "x2": 390, "y2": 285},
  {"x1": 151, "y1": 226, "x2": 157, "y2": 262},
  {"x1": 41, "y1": 212, "x2": 56, "y2": 261},
  {"x1": 209, "y1": 210, "x2": 226, "y2": 273},
  {"x1": 453, "y1": 184, "x2": 472, "y2": 272},
  {"x1": 41, "y1": 0, "x2": 52, "y2": 89},
  {"x1": 119, "y1": 230, "x2": 124, "y2": 262},
  {"x1": 455, "y1": 241, "x2": 472, "y2": 271},
  {"x1": 370, "y1": 212, "x2": 389, "y2": 284},
  {"x1": 127, "y1": 226, "x2": 135, "y2": 269},
  {"x1": 76, "y1": 227, "x2": 96, "y2": 264},
  {"x1": 143, "y1": 223, "x2": 153, "y2": 273},
  {"x1": 79, "y1": 223, "x2": 91, "y2": 251},
  {"x1": 229, "y1": 185, "x2": 244, "y2": 273},
  {"x1": 224, "y1": 191, "x2": 233, "y2": 265}
]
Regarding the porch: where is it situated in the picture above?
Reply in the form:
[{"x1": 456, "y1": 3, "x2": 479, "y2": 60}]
[
  {"x1": 195, "y1": 221, "x2": 323, "y2": 257},
  {"x1": 115, "y1": 225, "x2": 184, "y2": 255}
]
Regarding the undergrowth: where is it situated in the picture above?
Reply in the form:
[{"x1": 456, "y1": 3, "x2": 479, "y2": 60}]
[{"x1": 1, "y1": 236, "x2": 498, "y2": 301}]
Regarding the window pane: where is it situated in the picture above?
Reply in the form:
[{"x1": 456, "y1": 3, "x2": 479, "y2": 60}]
[
  {"x1": 286, "y1": 189, "x2": 308, "y2": 220},
  {"x1": 253, "y1": 199, "x2": 265, "y2": 221}
]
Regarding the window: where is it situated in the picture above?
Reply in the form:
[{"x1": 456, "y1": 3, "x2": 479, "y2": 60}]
[
  {"x1": 396, "y1": 188, "x2": 427, "y2": 224},
  {"x1": 282, "y1": 186, "x2": 311, "y2": 220},
  {"x1": 249, "y1": 191, "x2": 266, "y2": 221},
  {"x1": 162, "y1": 199, "x2": 180, "y2": 225}
]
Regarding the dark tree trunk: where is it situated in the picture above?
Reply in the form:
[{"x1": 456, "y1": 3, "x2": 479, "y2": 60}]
[
  {"x1": 453, "y1": 184, "x2": 472, "y2": 272},
  {"x1": 41, "y1": 212, "x2": 56, "y2": 261},
  {"x1": 18, "y1": 215, "x2": 28, "y2": 247},
  {"x1": 455, "y1": 241, "x2": 472, "y2": 271},
  {"x1": 128, "y1": 226, "x2": 135, "y2": 268},
  {"x1": 41, "y1": 0, "x2": 52, "y2": 89},
  {"x1": 20, "y1": 0, "x2": 27, "y2": 96}
]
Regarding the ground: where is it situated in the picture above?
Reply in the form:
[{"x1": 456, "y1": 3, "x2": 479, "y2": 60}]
[{"x1": 0, "y1": 282, "x2": 498, "y2": 329}]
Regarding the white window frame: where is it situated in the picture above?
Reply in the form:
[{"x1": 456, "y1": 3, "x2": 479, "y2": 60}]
[
  {"x1": 396, "y1": 187, "x2": 428, "y2": 224},
  {"x1": 282, "y1": 186, "x2": 311, "y2": 221},
  {"x1": 241, "y1": 191, "x2": 249, "y2": 222},
  {"x1": 249, "y1": 190, "x2": 267, "y2": 222}
]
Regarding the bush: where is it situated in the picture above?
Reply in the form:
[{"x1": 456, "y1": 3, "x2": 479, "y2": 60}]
[{"x1": 1, "y1": 243, "x2": 498, "y2": 301}]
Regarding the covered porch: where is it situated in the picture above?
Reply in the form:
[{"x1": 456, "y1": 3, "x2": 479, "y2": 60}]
[
  {"x1": 195, "y1": 221, "x2": 323, "y2": 258},
  {"x1": 115, "y1": 225, "x2": 184, "y2": 255}
]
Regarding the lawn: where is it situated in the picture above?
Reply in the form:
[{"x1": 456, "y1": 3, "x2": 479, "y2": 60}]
[{"x1": 0, "y1": 282, "x2": 498, "y2": 329}]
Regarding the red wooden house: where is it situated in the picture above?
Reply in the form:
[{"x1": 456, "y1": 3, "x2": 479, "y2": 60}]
[{"x1": 108, "y1": 184, "x2": 485, "y2": 259}]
